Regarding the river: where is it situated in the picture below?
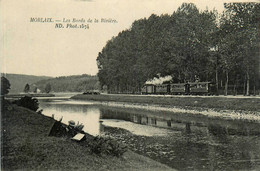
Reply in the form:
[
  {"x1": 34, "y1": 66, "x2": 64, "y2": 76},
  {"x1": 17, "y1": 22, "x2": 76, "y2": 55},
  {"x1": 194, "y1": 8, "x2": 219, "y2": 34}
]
[{"x1": 39, "y1": 98, "x2": 260, "y2": 170}]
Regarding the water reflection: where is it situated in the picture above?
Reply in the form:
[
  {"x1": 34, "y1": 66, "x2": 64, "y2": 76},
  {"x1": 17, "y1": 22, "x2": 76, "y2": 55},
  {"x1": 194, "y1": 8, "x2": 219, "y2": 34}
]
[
  {"x1": 40, "y1": 102, "x2": 101, "y2": 136},
  {"x1": 99, "y1": 107, "x2": 260, "y2": 170},
  {"x1": 40, "y1": 99, "x2": 260, "y2": 137},
  {"x1": 100, "y1": 107, "x2": 260, "y2": 136},
  {"x1": 39, "y1": 99, "x2": 260, "y2": 170}
]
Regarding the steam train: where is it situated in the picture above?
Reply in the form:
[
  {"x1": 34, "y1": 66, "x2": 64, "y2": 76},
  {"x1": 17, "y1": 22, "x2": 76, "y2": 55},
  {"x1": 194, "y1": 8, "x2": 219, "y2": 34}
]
[{"x1": 141, "y1": 82, "x2": 216, "y2": 95}]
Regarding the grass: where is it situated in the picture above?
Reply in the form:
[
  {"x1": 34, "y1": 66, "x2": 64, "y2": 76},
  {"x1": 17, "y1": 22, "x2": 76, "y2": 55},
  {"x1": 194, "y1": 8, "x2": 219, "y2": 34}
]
[
  {"x1": 1, "y1": 101, "x2": 174, "y2": 171},
  {"x1": 71, "y1": 94, "x2": 260, "y2": 112}
]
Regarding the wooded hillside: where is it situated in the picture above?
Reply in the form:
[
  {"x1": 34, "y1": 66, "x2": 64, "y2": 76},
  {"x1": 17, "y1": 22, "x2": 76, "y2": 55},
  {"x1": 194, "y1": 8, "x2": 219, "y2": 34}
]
[
  {"x1": 1, "y1": 73, "x2": 52, "y2": 93},
  {"x1": 35, "y1": 74, "x2": 99, "y2": 92}
]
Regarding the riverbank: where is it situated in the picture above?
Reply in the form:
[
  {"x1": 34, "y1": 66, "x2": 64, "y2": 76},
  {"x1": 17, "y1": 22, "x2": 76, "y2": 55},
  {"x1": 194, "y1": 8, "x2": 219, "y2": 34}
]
[
  {"x1": 71, "y1": 94, "x2": 260, "y2": 122},
  {"x1": 103, "y1": 125, "x2": 260, "y2": 171},
  {"x1": 1, "y1": 101, "x2": 174, "y2": 171},
  {"x1": 71, "y1": 94, "x2": 259, "y2": 111},
  {"x1": 5, "y1": 93, "x2": 55, "y2": 99}
]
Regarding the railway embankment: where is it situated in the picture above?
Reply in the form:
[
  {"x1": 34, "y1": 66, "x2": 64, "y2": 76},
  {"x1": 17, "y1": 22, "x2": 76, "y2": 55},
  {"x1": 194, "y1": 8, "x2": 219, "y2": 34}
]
[{"x1": 71, "y1": 94, "x2": 260, "y2": 122}]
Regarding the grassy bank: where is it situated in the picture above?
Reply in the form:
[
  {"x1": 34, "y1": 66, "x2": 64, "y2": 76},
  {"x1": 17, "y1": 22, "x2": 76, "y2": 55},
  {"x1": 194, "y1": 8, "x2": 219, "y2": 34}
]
[
  {"x1": 71, "y1": 94, "x2": 260, "y2": 112},
  {"x1": 1, "y1": 101, "x2": 173, "y2": 170}
]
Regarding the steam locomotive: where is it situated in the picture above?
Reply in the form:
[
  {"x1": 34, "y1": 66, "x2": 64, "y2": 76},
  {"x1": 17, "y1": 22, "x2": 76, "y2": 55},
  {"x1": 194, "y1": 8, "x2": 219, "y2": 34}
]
[{"x1": 141, "y1": 82, "x2": 215, "y2": 95}]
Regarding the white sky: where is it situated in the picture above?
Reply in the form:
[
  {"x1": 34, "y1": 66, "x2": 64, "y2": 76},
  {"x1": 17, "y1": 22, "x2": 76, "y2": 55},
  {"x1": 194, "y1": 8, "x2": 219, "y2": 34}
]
[{"x1": 0, "y1": 0, "x2": 258, "y2": 77}]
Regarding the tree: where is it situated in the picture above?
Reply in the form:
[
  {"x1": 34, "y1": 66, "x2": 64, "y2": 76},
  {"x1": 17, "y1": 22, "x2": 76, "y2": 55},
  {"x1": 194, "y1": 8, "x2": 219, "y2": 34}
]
[
  {"x1": 226, "y1": 3, "x2": 260, "y2": 96},
  {"x1": 33, "y1": 86, "x2": 37, "y2": 93},
  {"x1": 172, "y1": 3, "x2": 217, "y2": 82},
  {"x1": 218, "y1": 20, "x2": 238, "y2": 96},
  {"x1": 24, "y1": 83, "x2": 30, "y2": 93},
  {"x1": 45, "y1": 83, "x2": 52, "y2": 93},
  {"x1": 1, "y1": 76, "x2": 11, "y2": 96},
  {"x1": 219, "y1": 3, "x2": 260, "y2": 95}
]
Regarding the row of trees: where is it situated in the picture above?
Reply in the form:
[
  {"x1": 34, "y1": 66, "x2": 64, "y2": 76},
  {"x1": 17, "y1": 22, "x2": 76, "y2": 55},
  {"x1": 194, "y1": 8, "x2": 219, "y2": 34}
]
[{"x1": 97, "y1": 3, "x2": 260, "y2": 95}]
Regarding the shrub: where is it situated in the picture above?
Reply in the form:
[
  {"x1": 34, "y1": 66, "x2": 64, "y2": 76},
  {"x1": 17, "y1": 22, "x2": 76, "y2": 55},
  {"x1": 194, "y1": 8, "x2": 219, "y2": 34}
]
[
  {"x1": 89, "y1": 136, "x2": 127, "y2": 157},
  {"x1": 14, "y1": 96, "x2": 39, "y2": 111}
]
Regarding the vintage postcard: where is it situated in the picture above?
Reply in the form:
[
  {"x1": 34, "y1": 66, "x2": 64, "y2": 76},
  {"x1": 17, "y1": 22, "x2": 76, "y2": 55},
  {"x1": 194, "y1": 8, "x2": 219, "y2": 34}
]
[{"x1": 1, "y1": 0, "x2": 260, "y2": 170}]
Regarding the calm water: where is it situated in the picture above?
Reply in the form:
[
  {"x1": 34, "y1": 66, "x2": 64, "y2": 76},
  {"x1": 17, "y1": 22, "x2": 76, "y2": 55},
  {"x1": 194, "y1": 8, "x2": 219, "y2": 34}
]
[{"x1": 39, "y1": 99, "x2": 260, "y2": 170}]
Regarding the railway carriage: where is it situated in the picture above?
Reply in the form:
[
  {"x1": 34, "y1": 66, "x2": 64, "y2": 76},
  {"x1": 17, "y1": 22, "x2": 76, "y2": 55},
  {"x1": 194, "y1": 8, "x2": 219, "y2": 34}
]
[
  {"x1": 170, "y1": 83, "x2": 186, "y2": 95},
  {"x1": 141, "y1": 84, "x2": 156, "y2": 94},
  {"x1": 189, "y1": 82, "x2": 210, "y2": 95},
  {"x1": 155, "y1": 84, "x2": 168, "y2": 94}
]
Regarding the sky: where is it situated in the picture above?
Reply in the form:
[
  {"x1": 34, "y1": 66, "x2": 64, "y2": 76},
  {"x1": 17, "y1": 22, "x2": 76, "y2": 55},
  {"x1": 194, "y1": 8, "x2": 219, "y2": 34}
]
[{"x1": 0, "y1": 0, "x2": 258, "y2": 77}]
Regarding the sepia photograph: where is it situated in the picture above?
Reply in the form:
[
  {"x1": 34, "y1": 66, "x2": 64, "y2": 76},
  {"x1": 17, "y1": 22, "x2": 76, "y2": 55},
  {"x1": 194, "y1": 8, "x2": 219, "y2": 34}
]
[{"x1": 1, "y1": 0, "x2": 260, "y2": 170}]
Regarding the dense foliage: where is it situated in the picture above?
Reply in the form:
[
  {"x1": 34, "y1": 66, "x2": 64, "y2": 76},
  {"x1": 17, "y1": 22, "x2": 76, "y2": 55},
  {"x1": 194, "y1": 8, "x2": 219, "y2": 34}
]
[
  {"x1": 97, "y1": 3, "x2": 260, "y2": 95},
  {"x1": 14, "y1": 96, "x2": 39, "y2": 111},
  {"x1": 1, "y1": 76, "x2": 11, "y2": 95},
  {"x1": 35, "y1": 74, "x2": 99, "y2": 92},
  {"x1": 218, "y1": 3, "x2": 260, "y2": 95}
]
